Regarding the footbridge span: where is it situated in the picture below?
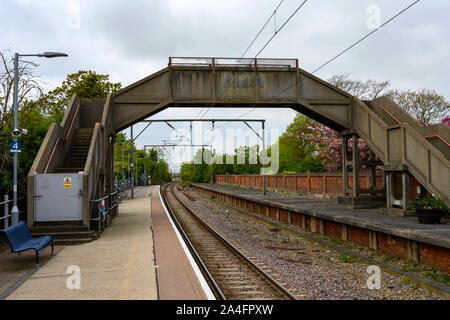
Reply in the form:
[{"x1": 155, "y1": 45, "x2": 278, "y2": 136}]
[{"x1": 27, "y1": 57, "x2": 450, "y2": 234}]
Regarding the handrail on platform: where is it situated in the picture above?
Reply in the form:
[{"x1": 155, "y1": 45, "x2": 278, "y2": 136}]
[{"x1": 89, "y1": 191, "x2": 119, "y2": 236}]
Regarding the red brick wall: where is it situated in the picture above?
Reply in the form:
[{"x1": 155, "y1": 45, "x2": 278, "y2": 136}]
[
  {"x1": 292, "y1": 212, "x2": 302, "y2": 226},
  {"x1": 286, "y1": 176, "x2": 296, "y2": 191},
  {"x1": 310, "y1": 176, "x2": 324, "y2": 193},
  {"x1": 305, "y1": 216, "x2": 311, "y2": 231},
  {"x1": 279, "y1": 209, "x2": 289, "y2": 223},
  {"x1": 269, "y1": 206, "x2": 277, "y2": 219},
  {"x1": 347, "y1": 226, "x2": 370, "y2": 247},
  {"x1": 216, "y1": 173, "x2": 422, "y2": 199},
  {"x1": 420, "y1": 243, "x2": 450, "y2": 272},
  {"x1": 324, "y1": 220, "x2": 342, "y2": 239},
  {"x1": 378, "y1": 233, "x2": 408, "y2": 259}
]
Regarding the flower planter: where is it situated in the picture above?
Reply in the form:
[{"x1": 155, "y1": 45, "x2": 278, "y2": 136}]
[{"x1": 416, "y1": 209, "x2": 444, "y2": 224}]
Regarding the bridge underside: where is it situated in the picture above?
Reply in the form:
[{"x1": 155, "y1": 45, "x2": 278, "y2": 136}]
[
  {"x1": 112, "y1": 64, "x2": 353, "y2": 133},
  {"x1": 28, "y1": 58, "x2": 450, "y2": 231}
]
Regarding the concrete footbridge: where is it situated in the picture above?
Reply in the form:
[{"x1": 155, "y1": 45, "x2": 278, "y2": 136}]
[{"x1": 26, "y1": 57, "x2": 449, "y2": 237}]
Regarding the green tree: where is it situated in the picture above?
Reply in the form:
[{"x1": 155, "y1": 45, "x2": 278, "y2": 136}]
[
  {"x1": 40, "y1": 70, "x2": 121, "y2": 122},
  {"x1": 0, "y1": 66, "x2": 122, "y2": 199},
  {"x1": 387, "y1": 88, "x2": 449, "y2": 124}
]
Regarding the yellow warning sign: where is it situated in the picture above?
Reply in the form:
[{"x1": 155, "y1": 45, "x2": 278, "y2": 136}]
[{"x1": 64, "y1": 177, "x2": 72, "y2": 189}]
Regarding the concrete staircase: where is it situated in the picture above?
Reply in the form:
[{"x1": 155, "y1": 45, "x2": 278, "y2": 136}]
[
  {"x1": 54, "y1": 128, "x2": 94, "y2": 173},
  {"x1": 40, "y1": 128, "x2": 97, "y2": 244},
  {"x1": 31, "y1": 222, "x2": 98, "y2": 245}
]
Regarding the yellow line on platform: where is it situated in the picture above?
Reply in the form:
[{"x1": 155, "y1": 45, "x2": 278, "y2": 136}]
[
  {"x1": 146, "y1": 186, "x2": 154, "y2": 198},
  {"x1": 118, "y1": 240, "x2": 137, "y2": 300}
]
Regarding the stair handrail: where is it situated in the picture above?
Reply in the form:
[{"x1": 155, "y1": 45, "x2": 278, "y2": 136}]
[
  {"x1": 82, "y1": 94, "x2": 113, "y2": 225},
  {"x1": 43, "y1": 96, "x2": 81, "y2": 174},
  {"x1": 378, "y1": 102, "x2": 450, "y2": 147},
  {"x1": 352, "y1": 97, "x2": 450, "y2": 207}
]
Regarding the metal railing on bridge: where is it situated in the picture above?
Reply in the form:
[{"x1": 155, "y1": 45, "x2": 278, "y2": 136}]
[{"x1": 169, "y1": 57, "x2": 298, "y2": 69}]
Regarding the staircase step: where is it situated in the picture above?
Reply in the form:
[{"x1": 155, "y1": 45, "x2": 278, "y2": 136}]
[
  {"x1": 53, "y1": 238, "x2": 95, "y2": 245},
  {"x1": 52, "y1": 127, "x2": 94, "y2": 174},
  {"x1": 31, "y1": 223, "x2": 97, "y2": 245},
  {"x1": 31, "y1": 231, "x2": 96, "y2": 240},
  {"x1": 31, "y1": 224, "x2": 88, "y2": 233}
]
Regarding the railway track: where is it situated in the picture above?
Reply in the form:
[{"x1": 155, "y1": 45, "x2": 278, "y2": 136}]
[{"x1": 161, "y1": 182, "x2": 297, "y2": 300}]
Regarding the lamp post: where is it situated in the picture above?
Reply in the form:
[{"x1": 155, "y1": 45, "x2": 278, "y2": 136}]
[{"x1": 11, "y1": 52, "x2": 68, "y2": 225}]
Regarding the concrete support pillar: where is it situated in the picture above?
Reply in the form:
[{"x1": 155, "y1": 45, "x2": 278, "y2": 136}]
[
  {"x1": 319, "y1": 219, "x2": 324, "y2": 235},
  {"x1": 311, "y1": 216, "x2": 316, "y2": 233},
  {"x1": 406, "y1": 240, "x2": 420, "y2": 264},
  {"x1": 369, "y1": 231, "x2": 378, "y2": 251},
  {"x1": 386, "y1": 171, "x2": 411, "y2": 210},
  {"x1": 342, "y1": 225, "x2": 348, "y2": 242},
  {"x1": 351, "y1": 135, "x2": 361, "y2": 197}
]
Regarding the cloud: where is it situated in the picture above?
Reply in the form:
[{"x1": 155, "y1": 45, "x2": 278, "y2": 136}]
[{"x1": 1, "y1": 0, "x2": 449, "y2": 171}]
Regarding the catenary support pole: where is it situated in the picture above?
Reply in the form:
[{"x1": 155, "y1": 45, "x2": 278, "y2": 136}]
[
  {"x1": 130, "y1": 126, "x2": 134, "y2": 199},
  {"x1": 262, "y1": 121, "x2": 266, "y2": 195}
]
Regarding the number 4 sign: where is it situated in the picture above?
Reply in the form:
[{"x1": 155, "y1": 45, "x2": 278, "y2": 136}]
[{"x1": 10, "y1": 141, "x2": 21, "y2": 153}]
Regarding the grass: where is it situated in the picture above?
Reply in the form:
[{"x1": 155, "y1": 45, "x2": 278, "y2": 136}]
[
  {"x1": 328, "y1": 237, "x2": 345, "y2": 246},
  {"x1": 423, "y1": 268, "x2": 450, "y2": 286},
  {"x1": 338, "y1": 252, "x2": 362, "y2": 263},
  {"x1": 401, "y1": 263, "x2": 422, "y2": 273},
  {"x1": 382, "y1": 255, "x2": 398, "y2": 263}
]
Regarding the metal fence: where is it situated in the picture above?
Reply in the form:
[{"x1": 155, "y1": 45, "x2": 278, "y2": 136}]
[
  {"x1": 0, "y1": 195, "x2": 12, "y2": 229},
  {"x1": 89, "y1": 191, "x2": 119, "y2": 237},
  {"x1": 0, "y1": 196, "x2": 25, "y2": 230}
]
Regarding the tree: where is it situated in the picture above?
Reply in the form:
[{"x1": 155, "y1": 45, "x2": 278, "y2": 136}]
[
  {"x1": 0, "y1": 59, "x2": 123, "y2": 198},
  {"x1": 328, "y1": 74, "x2": 390, "y2": 100},
  {"x1": 387, "y1": 88, "x2": 449, "y2": 124},
  {"x1": 40, "y1": 70, "x2": 122, "y2": 122},
  {"x1": 0, "y1": 50, "x2": 45, "y2": 127},
  {"x1": 276, "y1": 113, "x2": 324, "y2": 173}
]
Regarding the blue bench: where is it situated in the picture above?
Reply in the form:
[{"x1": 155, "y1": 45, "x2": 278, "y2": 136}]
[{"x1": 1, "y1": 221, "x2": 54, "y2": 266}]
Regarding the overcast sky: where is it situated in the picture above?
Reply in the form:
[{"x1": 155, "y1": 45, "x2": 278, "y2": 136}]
[{"x1": 1, "y1": 0, "x2": 449, "y2": 171}]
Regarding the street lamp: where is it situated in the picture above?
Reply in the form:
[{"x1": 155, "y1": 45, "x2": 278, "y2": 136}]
[{"x1": 11, "y1": 51, "x2": 68, "y2": 225}]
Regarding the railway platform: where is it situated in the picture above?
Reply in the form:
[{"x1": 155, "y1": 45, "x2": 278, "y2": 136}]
[
  {"x1": 191, "y1": 183, "x2": 450, "y2": 272},
  {"x1": 2, "y1": 186, "x2": 211, "y2": 300}
]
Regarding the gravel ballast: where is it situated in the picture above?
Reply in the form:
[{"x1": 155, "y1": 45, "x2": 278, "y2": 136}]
[{"x1": 177, "y1": 185, "x2": 447, "y2": 300}]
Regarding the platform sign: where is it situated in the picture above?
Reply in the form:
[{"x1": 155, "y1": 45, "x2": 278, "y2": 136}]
[
  {"x1": 10, "y1": 141, "x2": 21, "y2": 153},
  {"x1": 64, "y1": 177, "x2": 72, "y2": 189}
]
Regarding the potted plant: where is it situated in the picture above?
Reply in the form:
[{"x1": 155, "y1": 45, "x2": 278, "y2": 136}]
[{"x1": 409, "y1": 195, "x2": 448, "y2": 224}]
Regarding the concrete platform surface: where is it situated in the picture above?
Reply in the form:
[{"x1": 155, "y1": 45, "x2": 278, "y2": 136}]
[
  {"x1": 192, "y1": 183, "x2": 450, "y2": 249},
  {"x1": 7, "y1": 187, "x2": 157, "y2": 300},
  {"x1": 151, "y1": 186, "x2": 210, "y2": 300}
]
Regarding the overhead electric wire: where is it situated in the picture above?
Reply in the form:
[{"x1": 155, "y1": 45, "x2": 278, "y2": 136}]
[
  {"x1": 193, "y1": 0, "x2": 286, "y2": 123},
  {"x1": 311, "y1": 0, "x2": 420, "y2": 74},
  {"x1": 225, "y1": 0, "x2": 421, "y2": 121},
  {"x1": 200, "y1": 0, "x2": 308, "y2": 122}
]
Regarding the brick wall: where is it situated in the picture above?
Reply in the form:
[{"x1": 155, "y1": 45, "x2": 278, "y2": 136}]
[{"x1": 215, "y1": 173, "x2": 420, "y2": 198}]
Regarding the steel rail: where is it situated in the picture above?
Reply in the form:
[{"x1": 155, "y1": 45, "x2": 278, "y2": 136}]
[
  {"x1": 160, "y1": 183, "x2": 226, "y2": 300},
  {"x1": 163, "y1": 182, "x2": 297, "y2": 300}
]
